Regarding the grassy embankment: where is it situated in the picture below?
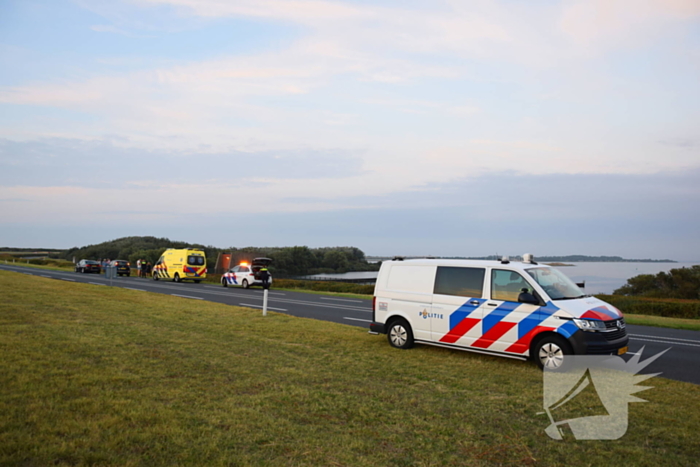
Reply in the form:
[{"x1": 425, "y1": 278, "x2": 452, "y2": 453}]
[{"x1": 1, "y1": 271, "x2": 700, "y2": 466}]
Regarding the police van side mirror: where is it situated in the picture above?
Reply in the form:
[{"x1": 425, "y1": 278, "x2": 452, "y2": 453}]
[{"x1": 518, "y1": 290, "x2": 540, "y2": 305}]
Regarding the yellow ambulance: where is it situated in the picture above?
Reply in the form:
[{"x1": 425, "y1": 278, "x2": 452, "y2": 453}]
[{"x1": 152, "y1": 248, "x2": 207, "y2": 283}]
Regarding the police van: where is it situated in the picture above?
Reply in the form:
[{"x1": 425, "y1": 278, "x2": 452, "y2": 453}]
[
  {"x1": 369, "y1": 255, "x2": 628, "y2": 369},
  {"x1": 153, "y1": 248, "x2": 207, "y2": 283}
]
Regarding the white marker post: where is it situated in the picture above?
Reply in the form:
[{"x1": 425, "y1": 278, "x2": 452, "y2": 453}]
[{"x1": 262, "y1": 288, "x2": 269, "y2": 316}]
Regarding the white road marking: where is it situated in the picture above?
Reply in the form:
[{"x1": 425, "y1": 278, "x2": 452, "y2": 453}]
[
  {"x1": 89, "y1": 282, "x2": 106, "y2": 286},
  {"x1": 239, "y1": 303, "x2": 288, "y2": 312},
  {"x1": 630, "y1": 337, "x2": 700, "y2": 348},
  {"x1": 628, "y1": 333, "x2": 700, "y2": 344},
  {"x1": 320, "y1": 297, "x2": 365, "y2": 303},
  {"x1": 343, "y1": 317, "x2": 372, "y2": 323},
  {"x1": 204, "y1": 285, "x2": 285, "y2": 295},
  {"x1": 171, "y1": 294, "x2": 203, "y2": 300},
  {"x1": 61, "y1": 278, "x2": 75, "y2": 282}
]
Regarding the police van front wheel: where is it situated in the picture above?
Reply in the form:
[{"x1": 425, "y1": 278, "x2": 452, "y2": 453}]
[
  {"x1": 387, "y1": 319, "x2": 414, "y2": 350},
  {"x1": 221, "y1": 278, "x2": 228, "y2": 287},
  {"x1": 533, "y1": 335, "x2": 571, "y2": 371}
]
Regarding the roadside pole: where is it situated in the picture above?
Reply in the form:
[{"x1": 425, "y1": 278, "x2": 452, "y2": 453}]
[{"x1": 262, "y1": 288, "x2": 268, "y2": 316}]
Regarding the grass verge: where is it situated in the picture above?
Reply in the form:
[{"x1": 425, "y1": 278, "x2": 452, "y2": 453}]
[
  {"x1": 0, "y1": 260, "x2": 73, "y2": 273},
  {"x1": 623, "y1": 313, "x2": 700, "y2": 331},
  {"x1": 1, "y1": 270, "x2": 699, "y2": 466}
]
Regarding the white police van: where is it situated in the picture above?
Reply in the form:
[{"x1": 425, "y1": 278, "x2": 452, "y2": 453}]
[{"x1": 369, "y1": 255, "x2": 628, "y2": 369}]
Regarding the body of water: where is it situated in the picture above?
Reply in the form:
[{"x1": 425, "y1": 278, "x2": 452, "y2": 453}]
[
  {"x1": 554, "y1": 261, "x2": 700, "y2": 294},
  {"x1": 303, "y1": 262, "x2": 700, "y2": 295}
]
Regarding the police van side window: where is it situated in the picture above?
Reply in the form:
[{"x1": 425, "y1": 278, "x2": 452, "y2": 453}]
[
  {"x1": 491, "y1": 270, "x2": 534, "y2": 302},
  {"x1": 434, "y1": 267, "x2": 485, "y2": 298}
]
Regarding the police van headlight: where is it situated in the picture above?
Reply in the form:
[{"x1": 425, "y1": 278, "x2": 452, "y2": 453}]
[{"x1": 573, "y1": 319, "x2": 606, "y2": 331}]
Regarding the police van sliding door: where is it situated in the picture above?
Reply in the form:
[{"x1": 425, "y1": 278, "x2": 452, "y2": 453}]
[{"x1": 431, "y1": 267, "x2": 486, "y2": 346}]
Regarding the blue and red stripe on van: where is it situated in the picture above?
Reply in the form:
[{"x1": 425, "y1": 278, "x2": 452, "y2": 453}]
[
  {"x1": 183, "y1": 266, "x2": 205, "y2": 277},
  {"x1": 440, "y1": 300, "x2": 584, "y2": 355}
]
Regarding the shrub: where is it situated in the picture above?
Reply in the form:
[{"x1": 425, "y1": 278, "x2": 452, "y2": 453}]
[
  {"x1": 265, "y1": 279, "x2": 374, "y2": 295},
  {"x1": 613, "y1": 265, "x2": 700, "y2": 299},
  {"x1": 597, "y1": 294, "x2": 700, "y2": 319}
]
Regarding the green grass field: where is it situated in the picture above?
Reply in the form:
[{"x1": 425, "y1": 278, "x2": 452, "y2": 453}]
[{"x1": 1, "y1": 271, "x2": 699, "y2": 466}]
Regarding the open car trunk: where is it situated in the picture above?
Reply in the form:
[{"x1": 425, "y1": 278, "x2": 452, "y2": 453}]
[{"x1": 251, "y1": 257, "x2": 272, "y2": 279}]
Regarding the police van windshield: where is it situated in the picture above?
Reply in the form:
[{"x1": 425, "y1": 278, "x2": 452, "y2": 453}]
[
  {"x1": 526, "y1": 267, "x2": 584, "y2": 300},
  {"x1": 187, "y1": 255, "x2": 205, "y2": 266}
]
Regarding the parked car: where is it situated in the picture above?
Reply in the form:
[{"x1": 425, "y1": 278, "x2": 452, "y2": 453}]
[
  {"x1": 222, "y1": 258, "x2": 273, "y2": 289},
  {"x1": 110, "y1": 260, "x2": 131, "y2": 277},
  {"x1": 75, "y1": 259, "x2": 101, "y2": 274}
]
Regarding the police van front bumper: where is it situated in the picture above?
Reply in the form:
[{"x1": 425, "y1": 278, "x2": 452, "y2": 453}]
[{"x1": 569, "y1": 327, "x2": 629, "y2": 356}]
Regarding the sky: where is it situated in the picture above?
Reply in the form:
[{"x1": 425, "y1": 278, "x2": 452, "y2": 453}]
[{"x1": 1, "y1": 0, "x2": 699, "y2": 259}]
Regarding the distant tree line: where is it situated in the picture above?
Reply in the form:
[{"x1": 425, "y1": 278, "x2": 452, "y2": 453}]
[
  {"x1": 613, "y1": 265, "x2": 700, "y2": 300},
  {"x1": 535, "y1": 255, "x2": 675, "y2": 263},
  {"x1": 61, "y1": 236, "x2": 378, "y2": 277},
  {"x1": 63, "y1": 236, "x2": 216, "y2": 269},
  {"x1": 454, "y1": 255, "x2": 675, "y2": 263},
  {"x1": 224, "y1": 245, "x2": 378, "y2": 277}
]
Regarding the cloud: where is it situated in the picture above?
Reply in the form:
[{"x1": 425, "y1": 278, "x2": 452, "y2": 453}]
[
  {"x1": 658, "y1": 138, "x2": 699, "y2": 149},
  {"x1": 90, "y1": 24, "x2": 153, "y2": 38},
  {"x1": 2, "y1": 163, "x2": 699, "y2": 259},
  {"x1": 140, "y1": 0, "x2": 370, "y2": 22},
  {"x1": 559, "y1": 0, "x2": 700, "y2": 50},
  {"x1": 0, "y1": 137, "x2": 365, "y2": 188}
]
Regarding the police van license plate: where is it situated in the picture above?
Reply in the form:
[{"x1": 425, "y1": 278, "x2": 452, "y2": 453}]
[{"x1": 618, "y1": 346, "x2": 628, "y2": 355}]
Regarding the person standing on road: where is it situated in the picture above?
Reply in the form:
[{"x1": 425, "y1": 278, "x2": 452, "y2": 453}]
[
  {"x1": 136, "y1": 259, "x2": 142, "y2": 278},
  {"x1": 144, "y1": 262, "x2": 152, "y2": 278},
  {"x1": 259, "y1": 267, "x2": 271, "y2": 289}
]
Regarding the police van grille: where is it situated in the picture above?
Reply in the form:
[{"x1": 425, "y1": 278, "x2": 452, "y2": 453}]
[
  {"x1": 605, "y1": 318, "x2": 625, "y2": 330},
  {"x1": 603, "y1": 319, "x2": 627, "y2": 341}
]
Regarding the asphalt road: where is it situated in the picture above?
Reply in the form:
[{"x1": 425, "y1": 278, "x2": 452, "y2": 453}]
[{"x1": 2, "y1": 263, "x2": 699, "y2": 385}]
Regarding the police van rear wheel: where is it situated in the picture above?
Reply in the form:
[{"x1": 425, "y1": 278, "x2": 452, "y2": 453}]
[
  {"x1": 242, "y1": 279, "x2": 249, "y2": 289},
  {"x1": 387, "y1": 319, "x2": 414, "y2": 349},
  {"x1": 174, "y1": 273, "x2": 181, "y2": 283},
  {"x1": 533, "y1": 335, "x2": 571, "y2": 371}
]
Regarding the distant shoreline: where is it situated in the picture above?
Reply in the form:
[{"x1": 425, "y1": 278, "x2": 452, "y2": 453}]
[{"x1": 366, "y1": 256, "x2": 677, "y2": 263}]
